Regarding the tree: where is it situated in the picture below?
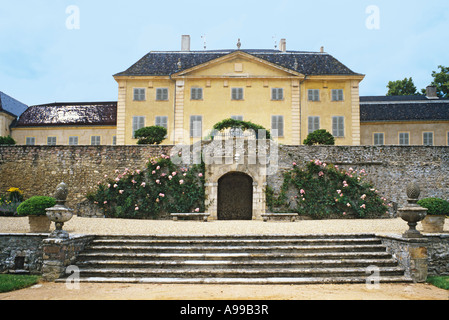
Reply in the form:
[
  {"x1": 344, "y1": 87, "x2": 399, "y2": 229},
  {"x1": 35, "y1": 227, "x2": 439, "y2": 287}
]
[
  {"x1": 386, "y1": 77, "x2": 418, "y2": 96},
  {"x1": 0, "y1": 136, "x2": 16, "y2": 145},
  {"x1": 134, "y1": 126, "x2": 167, "y2": 145},
  {"x1": 429, "y1": 65, "x2": 449, "y2": 98},
  {"x1": 303, "y1": 129, "x2": 335, "y2": 146}
]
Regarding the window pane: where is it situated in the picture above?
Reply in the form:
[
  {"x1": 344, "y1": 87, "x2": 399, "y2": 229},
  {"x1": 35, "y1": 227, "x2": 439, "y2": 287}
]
[
  {"x1": 47, "y1": 137, "x2": 56, "y2": 145},
  {"x1": 134, "y1": 88, "x2": 145, "y2": 101},
  {"x1": 190, "y1": 116, "x2": 202, "y2": 138},
  {"x1": 332, "y1": 89, "x2": 344, "y2": 101},
  {"x1": 308, "y1": 89, "x2": 319, "y2": 101},
  {"x1": 133, "y1": 116, "x2": 145, "y2": 138},
  {"x1": 232, "y1": 88, "x2": 243, "y2": 100},
  {"x1": 423, "y1": 132, "x2": 433, "y2": 146},
  {"x1": 91, "y1": 136, "x2": 101, "y2": 145},
  {"x1": 272, "y1": 116, "x2": 284, "y2": 137},
  {"x1": 191, "y1": 88, "x2": 203, "y2": 100},
  {"x1": 308, "y1": 116, "x2": 320, "y2": 134},
  {"x1": 272, "y1": 88, "x2": 283, "y2": 100},
  {"x1": 332, "y1": 117, "x2": 344, "y2": 137},
  {"x1": 399, "y1": 133, "x2": 409, "y2": 145},
  {"x1": 374, "y1": 133, "x2": 384, "y2": 145},
  {"x1": 156, "y1": 88, "x2": 168, "y2": 101}
]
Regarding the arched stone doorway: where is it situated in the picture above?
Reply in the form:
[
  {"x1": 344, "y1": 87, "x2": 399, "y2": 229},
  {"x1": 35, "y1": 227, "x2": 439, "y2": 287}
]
[{"x1": 217, "y1": 172, "x2": 253, "y2": 220}]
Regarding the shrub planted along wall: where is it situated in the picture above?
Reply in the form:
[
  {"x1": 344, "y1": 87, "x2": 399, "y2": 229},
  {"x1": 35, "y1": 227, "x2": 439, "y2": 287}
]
[
  {"x1": 267, "y1": 160, "x2": 390, "y2": 219},
  {"x1": 87, "y1": 153, "x2": 205, "y2": 219}
]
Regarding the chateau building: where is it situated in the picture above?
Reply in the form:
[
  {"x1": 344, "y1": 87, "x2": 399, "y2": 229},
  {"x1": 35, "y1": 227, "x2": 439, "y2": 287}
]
[
  {"x1": 4, "y1": 36, "x2": 449, "y2": 147},
  {"x1": 113, "y1": 36, "x2": 365, "y2": 146}
]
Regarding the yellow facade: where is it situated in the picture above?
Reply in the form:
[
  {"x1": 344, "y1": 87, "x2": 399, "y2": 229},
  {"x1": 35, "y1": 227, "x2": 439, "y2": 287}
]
[
  {"x1": 12, "y1": 126, "x2": 117, "y2": 146},
  {"x1": 114, "y1": 51, "x2": 364, "y2": 146}
]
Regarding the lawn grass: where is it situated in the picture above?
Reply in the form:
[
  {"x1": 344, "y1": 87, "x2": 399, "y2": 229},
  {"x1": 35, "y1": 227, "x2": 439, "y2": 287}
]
[
  {"x1": 0, "y1": 274, "x2": 41, "y2": 293},
  {"x1": 427, "y1": 276, "x2": 449, "y2": 290}
]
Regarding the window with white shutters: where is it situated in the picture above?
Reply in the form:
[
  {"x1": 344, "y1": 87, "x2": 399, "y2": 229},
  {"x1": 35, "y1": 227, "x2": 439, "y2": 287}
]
[
  {"x1": 271, "y1": 88, "x2": 284, "y2": 101},
  {"x1": 69, "y1": 136, "x2": 78, "y2": 145},
  {"x1": 156, "y1": 88, "x2": 169, "y2": 101},
  {"x1": 332, "y1": 89, "x2": 344, "y2": 101},
  {"x1": 231, "y1": 88, "x2": 244, "y2": 100},
  {"x1": 191, "y1": 88, "x2": 203, "y2": 100},
  {"x1": 47, "y1": 137, "x2": 57, "y2": 145},
  {"x1": 91, "y1": 136, "x2": 101, "y2": 145},
  {"x1": 133, "y1": 88, "x2": 146, "y2": 101},
  {"x1": 423, "y1": 132, "x2": 434, "y2": 146},
  {"x1": 308, "y1": 116, "x2": 320, "y2": 134},
  {"x1": 399, "y1": 133, "x2": 409, "y2": 145},
  {"x1": 190, "y1": 115, "x2": 202, "y2": 138},
  {"x1": 373, "y1": 133, "x2": 384, "y2": 145},
  {"x1": 271, "y1": 115, "x2": 284, "y2": 137},
  {"x1": 308, "y1": 89, "x2": 320, "y2": 101},
  {"x1": 132, "y1": 116, "x2": 145, "y2": 138},
  {"x1": 332, "y1": 116, "x2": 345, "y2": 137}
]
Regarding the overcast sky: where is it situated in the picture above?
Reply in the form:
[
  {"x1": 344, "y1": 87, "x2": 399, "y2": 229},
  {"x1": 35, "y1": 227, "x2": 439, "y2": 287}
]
[{"x1": 1, "y1": 0, "x2": 448, "y2": 106}]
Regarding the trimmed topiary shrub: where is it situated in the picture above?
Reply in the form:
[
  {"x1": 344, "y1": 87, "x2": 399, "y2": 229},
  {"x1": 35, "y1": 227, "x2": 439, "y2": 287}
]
[
  {"x1": 134, "y1": 126, "x2": 168, "y2": 145},
  {"x1": 16, "y1": 196, "x2": 56, "y2": 216},
  {"x1": 417, "y1": 198, "x2": 449, "y2": 216},
  {"x1": 303, "y1": 129, "x2": 335, "y2": 146}
]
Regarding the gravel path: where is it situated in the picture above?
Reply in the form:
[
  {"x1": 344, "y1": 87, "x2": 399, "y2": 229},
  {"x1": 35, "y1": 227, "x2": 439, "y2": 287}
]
[{"x1": 1, "y1": 216, "x2": 447, "y2": 235}]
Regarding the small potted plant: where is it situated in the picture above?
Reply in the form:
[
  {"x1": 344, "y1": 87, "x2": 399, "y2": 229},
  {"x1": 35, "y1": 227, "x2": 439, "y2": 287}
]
[
  {"x1": 417, "y1": 197, "x2": 449, "y2": 233},
  {"x1": 17, "y1": 196, "x2": 56, "y2": 233}
]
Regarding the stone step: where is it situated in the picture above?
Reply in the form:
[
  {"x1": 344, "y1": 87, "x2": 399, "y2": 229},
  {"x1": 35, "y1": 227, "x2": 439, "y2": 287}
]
[
  {"x1": 77, "y1": 251, "x2": 393, "y2": 262},
  {"x1": 89, "y1": 238, "x2": 382, "y2": 247},
  {"x1": 60, "y1": 276, "x2": 412, "y2": 285},
  {"x1": 83, "y1": 244, "x2": 387, "y2": 254},
  {"x1": 75, "y1": 258, "x2": 399, "y2": 269},
  {"x1": 69, "y1": 266, "x2": 407, "y2": 279}
]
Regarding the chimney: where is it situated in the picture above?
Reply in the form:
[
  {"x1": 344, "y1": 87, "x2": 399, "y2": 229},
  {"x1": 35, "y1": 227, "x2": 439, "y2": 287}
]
[
  {"x1": 181, "y1": 35, "x2": 190, "y2": 51},
  {"x1": 279, "y1": 39, "x2": 286, "y2": 52},
  {"x1": 426, "y1": 85, "x2": 438, "y2": 99},
  {"x1": 320, "y1": 46, "x2": 324, "y2": 53}
]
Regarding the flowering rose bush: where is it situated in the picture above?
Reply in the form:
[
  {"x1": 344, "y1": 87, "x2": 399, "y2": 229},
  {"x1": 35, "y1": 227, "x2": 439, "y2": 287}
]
[
  {"x1": 266, "y1": 160, "x2": 389, "y2": 219},
  {"x1": 87, "y1": 154, "x2": 205, "y2": 219}
]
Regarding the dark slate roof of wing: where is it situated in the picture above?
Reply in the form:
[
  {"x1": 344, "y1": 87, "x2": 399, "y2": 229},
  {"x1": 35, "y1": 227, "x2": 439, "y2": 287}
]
[
  {"x1": 0, "y1": 91, "x2": 28, "y2": 117},
  {"x1": 15, "y1": 102, "x2": 117, "y2": 127},
  {"x1": 114, "y1": 50, "x2": 361, "y2": 77},
  {"x1": 360, "y1": 96, "x2": 449, "y2": 122}
]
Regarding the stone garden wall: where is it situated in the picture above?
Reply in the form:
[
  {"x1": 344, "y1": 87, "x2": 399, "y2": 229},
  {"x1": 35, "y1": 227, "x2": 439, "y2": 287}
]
[{"x1": 1, "y1": 145, "x2": 449, "y2": 215}]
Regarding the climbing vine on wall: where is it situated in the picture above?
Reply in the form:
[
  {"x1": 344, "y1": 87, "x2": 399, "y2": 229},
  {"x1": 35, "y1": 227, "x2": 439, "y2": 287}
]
[
  {"x1": 267, "y1": 160, "x2": 390, "y2": 219},
  {"x1": 87, "y1": 153, "x2": 205, "y2": 219}
]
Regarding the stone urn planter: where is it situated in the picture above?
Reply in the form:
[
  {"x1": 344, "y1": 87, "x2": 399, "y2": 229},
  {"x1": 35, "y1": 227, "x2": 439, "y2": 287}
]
[
  {"x1": 398, "y1": 182, "x2": 427, "y2": 239},
  {"x1": 417, "y1": 197, "x2": 448, "y2": 233},
  {"x1": 46, "y1": 182, "x2": 74, "y2": 239},
  {"x1": 28, "y1": 215, "x2": 51, "y2": 233}
]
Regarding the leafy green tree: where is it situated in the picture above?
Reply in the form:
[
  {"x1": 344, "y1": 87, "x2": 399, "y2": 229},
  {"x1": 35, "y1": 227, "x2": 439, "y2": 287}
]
[
  {"x1": 386, "y1": 77, "x2": 418, "y2": 96},
  {"x1": 134, "y1": 126, "x2": 167, "y2": 145},
  {"x1": 303, "y1": 129, "x2": 335, "y2": 146},
  {"x1": 428, "y1": 65, "x2": 449, "y2": 98}
]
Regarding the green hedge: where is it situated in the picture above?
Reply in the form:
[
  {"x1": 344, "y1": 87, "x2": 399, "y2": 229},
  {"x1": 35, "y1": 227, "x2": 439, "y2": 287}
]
[
  {"x1": 16, "y1": 196, "x2": 56, "y2": 216},
  {"x1": 417, "y1": 198, "x2": 449, "y2": 215}
]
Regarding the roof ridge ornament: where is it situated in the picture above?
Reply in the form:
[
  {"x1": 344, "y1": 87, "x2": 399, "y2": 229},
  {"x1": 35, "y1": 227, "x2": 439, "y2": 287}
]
[{"x1": 237, "y1": 39, "x2": 241, "y2": 50}]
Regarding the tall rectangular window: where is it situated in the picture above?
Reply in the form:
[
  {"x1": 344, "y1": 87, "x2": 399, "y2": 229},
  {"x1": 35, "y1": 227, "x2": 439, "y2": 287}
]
[
  {"x1": 271, "y1": 115, "x2": 284, "y2": 137},
  {"x1": 112, "y1": 136, "x2": 117, "y2": 146},
  {"x1": 308, "y1": 116, "x2": 320, "y2": 134},
  {"x1": 332, "y1": 116, "x2": 345, "y2": 137},
  {"x1": 26, "y1": 137, "x2": 36, "y2": 145},
  {"x1": 155, "y1": 116, "x2": 168, "y2": 129},
  {"x1": 132, "y1": 116, "x2": 145, "y2": 138},
  {"x1": 47, "y1": 137, "x2": 57, "y2": 146},
  {"x1": 423, "y1": 132, "x2": 434, "y2": 146},
  {"x1": 271, "y1": 88, "x2": 284, "y2": 101},
  {"x1": 332, "y1": 89, "x2": 344, "y2": 101},
  {"x1": 156, "y1": 88, "x2": 169, "y2": 101},
  {"x1": 373, "y1": 133, "x2": 384, "y2": 145},
  {"x1": 308, "y1": 89, "x2": 320, "y2": 101},
  {"x1": 399, "y1": 133, "x2": 410, "y2": 145},
  {"x1": 133, "y1": 88, "x2": 146, "y2": 101},
  {"x1": 190, "y1": 115, "x2": 202, "y2": 138},
  {"x1": 191, "y1": 88, "x2": 203, "y2": 100},
  {"x1": 69, "y1": 136, "x2": 78, "y2": 145},
  {"x1": 91, "y1": 136, "x2": 101, "y2": 145},
  {"x1": 231, "y1": 88, "x2": 244, "y2": 100}
]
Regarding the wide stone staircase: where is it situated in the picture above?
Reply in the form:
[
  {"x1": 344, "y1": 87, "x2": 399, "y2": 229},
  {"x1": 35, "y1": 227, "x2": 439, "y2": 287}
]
[{"x1": 59, "y1": 234, "x2": 412, "y2": 284}]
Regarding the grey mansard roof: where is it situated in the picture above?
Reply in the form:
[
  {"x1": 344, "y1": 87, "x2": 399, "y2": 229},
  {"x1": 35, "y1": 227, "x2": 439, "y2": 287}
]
[
  {"x1": 360, "y1": 96, "x2": 449, "y2": 122},
  {"x1": 15, "y1": 102, "x2": 117, "y2": 127},
  {"x1": 114, "y1": 49, "x2": 362, "y2": 77},
  {"x1": 0, "y1": 91, "x2": 28, "y2": 118}
]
